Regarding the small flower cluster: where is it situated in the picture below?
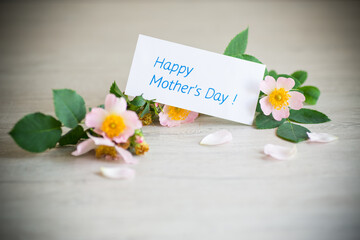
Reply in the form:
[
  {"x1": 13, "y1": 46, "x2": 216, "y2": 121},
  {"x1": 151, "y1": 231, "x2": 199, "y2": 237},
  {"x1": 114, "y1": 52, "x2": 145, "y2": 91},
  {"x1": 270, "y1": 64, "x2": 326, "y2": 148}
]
[
  {"x1": 72, "y1": 94, "x2": 150, "y2": 163},
  {"x1": 9, "y1": 27, "x2": 332, "y2": 175},
  {"x1": 71, "y1": 87, "x2": 200, "y2": 164},
  {"x1": 109, "y1": 82, "x2": 198, "y2": 128}
]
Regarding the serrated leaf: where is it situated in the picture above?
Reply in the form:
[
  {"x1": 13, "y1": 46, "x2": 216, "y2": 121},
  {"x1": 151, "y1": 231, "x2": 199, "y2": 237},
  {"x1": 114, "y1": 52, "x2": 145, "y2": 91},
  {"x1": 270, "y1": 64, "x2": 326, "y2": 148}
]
[
  {"x1": 234, "y1": 53, "x2": 268, "y2": 76},
  {"x1": 59, "y1": 125, "x2": 86, "y2": 146},
  {"x1": 53, "y1": 89, "x2": 86, "y2": 128},
  {"x1": 289, "y1": 108, "x2": 330, "y2": 124},
  {"x1": 255, "y1": 112, "x2": 285, "y2": 129},
  {"x1": 291, "y1": 70, "x2": 307, "y2": 85},
  {"x1": 299, "y1": 86, "x2": 320, "y2": 105},
  {"x1": 276, "y1": 122, "x2": 310, "y2": 143},
  {"x1": 9, "y1": 112, "x2": 62, "y2": 152},
  {"x1": 110, "y1": 81, "x2": 130, "y2": 103},
  {"x1": 277, "y1": 74, "x2": 301, "y2": 89},
  {"x1": 269, "y1": 70, "x2": 277, "y2": 78},
  {"x1": 130, "y1": 95, "x2": 146, "y2": 107},
  {"x1": 224, "y1": 28, "x2": 248, "y2": 56}
]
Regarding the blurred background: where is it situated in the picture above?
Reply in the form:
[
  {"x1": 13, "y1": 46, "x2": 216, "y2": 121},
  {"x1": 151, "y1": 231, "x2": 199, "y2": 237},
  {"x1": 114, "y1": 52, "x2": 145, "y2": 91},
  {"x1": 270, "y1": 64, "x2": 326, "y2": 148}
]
[{"x1": 1, "y1": 0, "x2": 359, "y2": 108}]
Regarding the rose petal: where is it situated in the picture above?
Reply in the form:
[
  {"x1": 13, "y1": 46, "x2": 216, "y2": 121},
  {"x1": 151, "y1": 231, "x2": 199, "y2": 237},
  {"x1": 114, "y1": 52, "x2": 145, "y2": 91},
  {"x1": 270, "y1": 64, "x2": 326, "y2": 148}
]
[
  {"x1": 182, "y1": 111, "x2": 199, "y2": 124},
  {"x1": 115, "y1": 146, "x2": 138, "y2": 165},
  {"x1": 105, "y1": 94, "x2": 117, "y2": 111},
  {"x1": 88, "y1": 134, "x2": 115, "y2": 147},
  {"x1": 100, "y1": 167, "x2": 135, "y2": 180},
  {"x1": 71, "y1": 139, "x2": 96, "y2": 156},
  {"x1": 105, "y1": 94, "x2": 126, "y2": 114},
  {"x1": 264, "y1": 144, "x2": 297, "y2": 160},
  {"x1": 272, "y1": 107, "x2": 290, "y2": 121},
  {"x1": 288, "y1": 91, "x2": 305, "y2": 110},
  {"x1": 122, "y1": 110, "x2": 143, "y2": 130},
  {"x1": 259, "y1": 96, "x2": 272, "y2": 115},
  {"x1": 159, "y1": 113, "x2": 180, "y2": 127},
  {"x1": 85, "y1": 108, "x2": 107, "y2": 129},
  {"x1": 200, "y1": 129, "x2": 232, "y2": 145},
  {"x1": 260, "y1": 76, "x2": 276, "y2": 94},
  {"x1": 276, "y1": 77, "x2": 295, "y2": 91},
  {"x1": 307, "y1": 132, "x2": 338, "y2": 143}
]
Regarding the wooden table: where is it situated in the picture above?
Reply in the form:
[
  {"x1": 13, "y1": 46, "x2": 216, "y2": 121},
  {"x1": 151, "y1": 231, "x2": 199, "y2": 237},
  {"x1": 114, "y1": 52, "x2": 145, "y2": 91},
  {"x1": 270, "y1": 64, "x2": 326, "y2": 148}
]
[{"x1": 1, "y1": 1, "x2": 359, "y2": 239}]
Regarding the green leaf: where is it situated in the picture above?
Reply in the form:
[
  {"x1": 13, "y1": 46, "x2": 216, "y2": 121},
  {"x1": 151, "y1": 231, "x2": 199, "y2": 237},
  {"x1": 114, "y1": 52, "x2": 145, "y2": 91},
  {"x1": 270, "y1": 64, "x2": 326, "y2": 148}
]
[
  {"x1": 269, "y1": 70, "x2": 277, "y2": 78},
  {"x1": 128, "y1": 105, "x2": 140, "y2": 112},
  {"x1": 9, "y1": 112, "x2": 62, "y2": 153},
  {"x1": 256, "y1": 99, "x2": 261, "y2": 112},
  {"x1": 234, "y1": 53, "x2": 268, "y2": 76},
  {"x1": 140, "y1": 103, "x2": 150, "y2": 118},
  {"x1": 289, "y1": 108, "x2": 330, "y2": 124},
  {"x1": 224, "y1": 28, "x2": 248, "y2": 56},
  {"x1": 276, "y1": 122, "x2": 310, "y2": 143},
  {"x1": 255, "y1": 112, "x2": 285, "y2": 129},
  {"x1": 53, "y1": 89, "x2": 86, "y2": 128},
  {"x1": 277, "y1": 74, "x2": 301, "y2": 89},
  {"x1": 299, "y1": 86, "x2": 320, "y2": 105},
  {"x1": 59, "y1": 125, "x2": 86, "y2": 146},
  {"x1": 291, "y1": 70, "x2": 307, "y2": 85},
  {"x1": 110, "y1": 81, "x2": 129, "y2": 103},
  {"x1": 130, "y1": 95, "x2": 146, "y2": 107}
]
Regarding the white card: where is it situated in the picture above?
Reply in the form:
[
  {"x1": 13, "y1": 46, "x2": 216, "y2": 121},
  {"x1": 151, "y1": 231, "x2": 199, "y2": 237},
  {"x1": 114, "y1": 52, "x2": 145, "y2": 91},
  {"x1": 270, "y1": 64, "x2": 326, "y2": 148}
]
[{"x1": 125, "y1": 35, "x2": 266, "y2": 125}]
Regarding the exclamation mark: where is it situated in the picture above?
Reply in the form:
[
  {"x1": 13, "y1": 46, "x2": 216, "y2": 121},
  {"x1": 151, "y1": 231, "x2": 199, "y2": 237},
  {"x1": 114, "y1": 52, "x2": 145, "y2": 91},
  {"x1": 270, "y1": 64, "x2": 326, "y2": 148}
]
[{"x1": 232, "y1": 94, "x2": 238, "y2": 105}]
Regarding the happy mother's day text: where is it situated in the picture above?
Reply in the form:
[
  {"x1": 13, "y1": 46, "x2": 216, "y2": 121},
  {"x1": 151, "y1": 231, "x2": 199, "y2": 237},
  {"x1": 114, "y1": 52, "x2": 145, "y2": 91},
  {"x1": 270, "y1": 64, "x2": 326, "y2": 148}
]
[{"x1": 149, "y1": 57, "x2": 238, "y2": 105}]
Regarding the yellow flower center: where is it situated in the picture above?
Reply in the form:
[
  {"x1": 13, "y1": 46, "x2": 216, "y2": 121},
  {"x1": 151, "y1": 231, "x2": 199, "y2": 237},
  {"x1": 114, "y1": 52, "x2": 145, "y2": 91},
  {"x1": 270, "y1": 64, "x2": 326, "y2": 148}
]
[
  {"x1": 101, "y1": 114, "x2": 126, "y2": 138},
  {"x1": 95, "y1": 145, "x2": 117, "y2": 158},
  {"x1": 167, "y1": 106, "x2": 190, "y2": 121},
  {"x1": 268, "y1": 88, "x2": 291, "y2": 110}
]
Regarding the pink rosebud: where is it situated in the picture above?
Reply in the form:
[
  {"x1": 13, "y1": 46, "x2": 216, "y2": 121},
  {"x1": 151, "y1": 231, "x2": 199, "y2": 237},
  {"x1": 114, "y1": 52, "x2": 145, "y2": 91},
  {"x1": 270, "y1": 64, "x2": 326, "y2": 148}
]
[{"x1": 135, "y1": 135, "x2": 144, "y2": 144}]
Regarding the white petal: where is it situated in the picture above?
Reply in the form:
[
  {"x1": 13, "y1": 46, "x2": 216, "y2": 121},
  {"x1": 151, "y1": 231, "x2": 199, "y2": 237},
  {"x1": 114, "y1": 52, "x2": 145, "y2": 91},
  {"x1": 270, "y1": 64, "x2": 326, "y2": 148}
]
[
  {"x1": 100, "y1": 167, "x2": 135, "y2": 180},
  {"x1": 264, "y1": 144, "x2": 297, "y2": 160},
  {"x1": 200, "y1": 129, "x2": 232, "y2": 145},
  {"x1": 307, "y1": 132, "x2": 338, "y2": 143}
]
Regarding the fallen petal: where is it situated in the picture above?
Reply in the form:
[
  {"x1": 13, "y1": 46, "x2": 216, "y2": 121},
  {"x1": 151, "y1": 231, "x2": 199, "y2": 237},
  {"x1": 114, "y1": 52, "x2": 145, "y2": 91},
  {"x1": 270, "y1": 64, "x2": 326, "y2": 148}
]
[
  {"x1": 200, "y1": 129, "x2": 232, "y2": 145},
  {"x1": 307, "y1": 132, "x2": 338, "y2": 143},
  {"x1": 264, "y1": 144, "x2": 297, "y2": 160},
  {"x1": 100, "y1": 167, "x2": 135, "y2": 180}
]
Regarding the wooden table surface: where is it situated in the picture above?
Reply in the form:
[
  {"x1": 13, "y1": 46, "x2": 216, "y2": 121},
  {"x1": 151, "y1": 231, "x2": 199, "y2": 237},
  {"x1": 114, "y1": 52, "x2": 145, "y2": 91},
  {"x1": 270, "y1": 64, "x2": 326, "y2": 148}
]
[{"x1": 1, "y1": 1, "x2": 360, "y2": 239}]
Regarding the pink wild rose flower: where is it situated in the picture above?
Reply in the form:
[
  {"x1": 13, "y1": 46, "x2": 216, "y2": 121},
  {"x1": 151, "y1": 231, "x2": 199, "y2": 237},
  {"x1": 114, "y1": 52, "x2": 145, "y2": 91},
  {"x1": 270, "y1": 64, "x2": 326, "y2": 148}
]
[
  {"x1": 259, "y1": 76, "x2": 305, "y2": 121},
  {"x1": 85, "y1": 94, "x2": 142, "y2": 143},
  {"x1": 159, "y1": 105, "x2": 198, "y2": 127}
]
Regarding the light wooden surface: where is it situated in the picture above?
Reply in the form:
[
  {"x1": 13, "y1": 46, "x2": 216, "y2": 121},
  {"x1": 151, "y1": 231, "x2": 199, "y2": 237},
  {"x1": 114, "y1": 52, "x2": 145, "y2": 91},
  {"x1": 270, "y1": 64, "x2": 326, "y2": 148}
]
[{"x1": 1, "y1": 1, "x2": 360, "y2": 239}]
